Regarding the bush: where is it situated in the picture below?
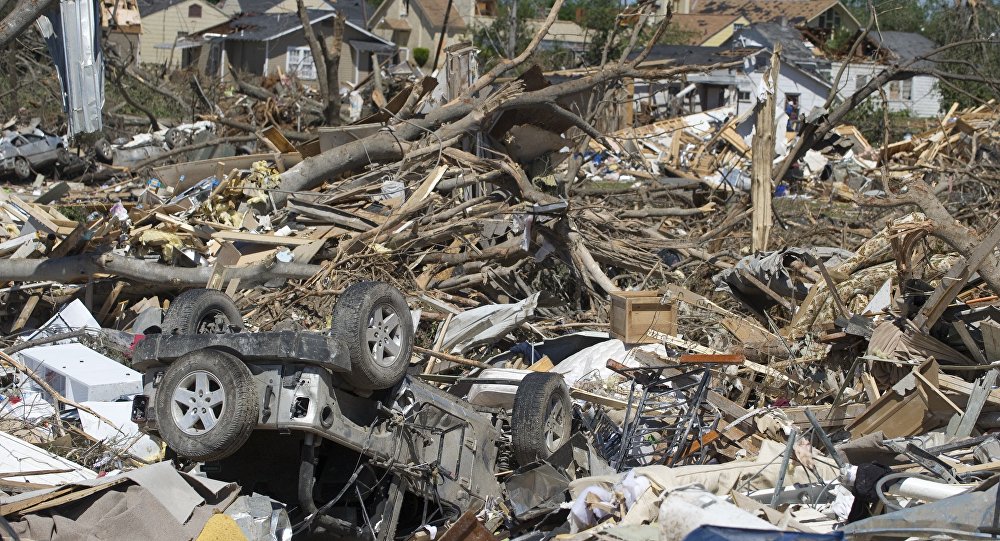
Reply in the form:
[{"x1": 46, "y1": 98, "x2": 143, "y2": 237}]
[{"x1": 413, "y1": 47, "x2": 430, "y2": 67}]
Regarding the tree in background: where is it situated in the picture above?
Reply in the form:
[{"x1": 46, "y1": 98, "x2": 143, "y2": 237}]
[
  {"x1": 843, "y1": 0, "x2": 926, "y2": 33},
  {"x1": 924, "y1": 1, "x2": 1000, "y2": 107},
  {"x1": 473, "y1": 0, "x2": 548, "y2": 67},
  {"x1": 557, "y1": 0, "x2": 620, "y2": 64},
  {"x1": 842, "y1": 0, "x2": 1000, "y2": 108}
]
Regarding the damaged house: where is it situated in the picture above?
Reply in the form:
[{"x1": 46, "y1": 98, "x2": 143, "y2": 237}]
[
  {"x1": 630, "y1": 44, "x2": 832, "y2": 134},
  {"x1": 180, "y1": 5, "x2": 397, "y2": 88}
]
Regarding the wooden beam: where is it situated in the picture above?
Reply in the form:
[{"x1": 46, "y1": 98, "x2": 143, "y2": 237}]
[{"x1": 750, "y1": 45, "x2": 780, "y2": 252}]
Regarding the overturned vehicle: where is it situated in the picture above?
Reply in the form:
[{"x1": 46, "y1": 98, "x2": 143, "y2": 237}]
[{"x1": 132, "y1": 282, "x2": 591, "y2": 539}]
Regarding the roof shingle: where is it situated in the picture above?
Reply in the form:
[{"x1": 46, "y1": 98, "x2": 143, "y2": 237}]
[
  {"x1": 415, "y1": 0, "x2": 466, "y2": 31},
  {"x1": 669, "y1": 13, "x2": 744, "y2": 45},
  {"x1": 690, "y1": 0, "x2": 839, "y2": 25}
]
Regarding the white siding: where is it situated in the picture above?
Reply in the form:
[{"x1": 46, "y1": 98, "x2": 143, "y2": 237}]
[
  {"x1": 829, "y1": 61, "x2": 942, "y2": 118},
  {"x1": 743, "y1": 64, "x2": 829, "y2": 121}
]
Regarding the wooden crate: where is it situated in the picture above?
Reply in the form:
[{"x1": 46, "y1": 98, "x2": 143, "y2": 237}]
[{"x1": 609, "y1": 291, "x2": 678, "y2": 344}]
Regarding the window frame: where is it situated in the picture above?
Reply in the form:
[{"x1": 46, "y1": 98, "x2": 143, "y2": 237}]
[
  {"x1": 188, "y1": 4, "x2": 202, "y2": 18},
  {"x1": 286, "y1": 46, "x2": 317, "y2": 80}
]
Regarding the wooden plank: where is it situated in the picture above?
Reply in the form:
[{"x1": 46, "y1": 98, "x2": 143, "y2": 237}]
[
  {"x1": 97, "y1": 281, "x2": 128, "y2": 325},
  {"x1": 953, "y1": 321, "x2": 987, "y2": 364},
  {"x1": 10, "y1": 196, "x2": 60, "y2": 234},
  {"x1": 11, "y1": 478, "x2": 130, "y2": 516},
  {"x1": 981, "y1": 320, "x2": 1000, "y2": 362},
  {"x1": 678, "y1": 354, "x2": 745, "y2": 364},
  {"x1": 0, "y1": 479, "x2": 54, "y2": 491},
  {"x1": 10, "y1": 295, "x2": 39, "y2": 333},
  {"x1": 210, "y1": 230, "x2": 316, "y2": 246},
  {"x1": 940, "y1": 372, "x2": 1000, "y2": 408},
  {"x1": 0, "y1": 468, "x2": 74, "y2": 478},
  {"x1": 914, "y1": 219, "x2": 1000, "y2": 331},
  {"x1": 750, "y1": 45, "x2": 779, "y2": 252},
  {"x1": 948, "y1": 368, "x2": 999, "y2": 438},
  {"x1": 286, "y1": 199, "x2": 379, "y2": 231},
  {"x1": 569, "y1": 387, "x2": 627, "y2": 409}
]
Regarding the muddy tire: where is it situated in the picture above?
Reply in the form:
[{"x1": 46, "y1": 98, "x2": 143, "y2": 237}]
[
  {"x1": 13, "y1": 157, "x2": 30, "y2": 180},
  {"x1": 162, "y1": 289, "x2": 243, "y2": 335},
  {"x1": 94, "y1": 138, "x2": 114, "y2": 163},
  {"x1": 511, "y1": 372, "x2": 572, "y2": 466},
  {"x1": 330, "y1": 281, "x2": 413, "y2": 390},
  {"x1": 154, "y1": 349, "x2": 259, "y2": 461}
]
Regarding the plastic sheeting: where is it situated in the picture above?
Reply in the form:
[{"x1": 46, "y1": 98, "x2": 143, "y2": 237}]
[
  {"x1": 683, "y1": 526, "x2": 843, "y2": 541},
  {"x1": 842, "y1": 482, "x2": 996, "y2": 540},
  {"x1": 713, "y1": 247, "x2": 854, "y2": 314},
  {"x1": 442, "y1": 293, "x2": 540, "y2": 354}
]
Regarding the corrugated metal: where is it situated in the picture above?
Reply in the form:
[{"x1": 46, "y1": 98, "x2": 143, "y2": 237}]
[{"x1": 39, "y1": 0, "x2": 105, "y2": 136}]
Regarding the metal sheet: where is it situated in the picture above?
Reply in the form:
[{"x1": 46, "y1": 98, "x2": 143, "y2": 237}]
[{"x1": 39, "y1": 0, "x2": 104, "y2": 136}]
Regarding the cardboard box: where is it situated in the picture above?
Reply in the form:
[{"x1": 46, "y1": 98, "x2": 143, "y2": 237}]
[{"x1": 609, "y1": 291, "x2": 678, "y2": 344}]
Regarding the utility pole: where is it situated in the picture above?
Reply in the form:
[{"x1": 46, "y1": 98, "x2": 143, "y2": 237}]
[{"x1": 431, "y1": 0, "x2": 454, "y2": 71}]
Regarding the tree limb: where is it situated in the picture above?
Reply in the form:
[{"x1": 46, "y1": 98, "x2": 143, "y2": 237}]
[
  {"x1": 0, "y1": 253, "x2": 323, "y2": 287},
  {"x1": 0, "y1": 0, "x2": 55, "y2": 48}
]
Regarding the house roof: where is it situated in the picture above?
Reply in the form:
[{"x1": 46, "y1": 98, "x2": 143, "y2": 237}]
[
  {"x1": 214, "y1": 0, "x2": 367, "y2": 26},
  {"x1": 629, "y1": 44, "x2": 759, "y2": 67},
  {"x1": 137, "y1": 0, "x2": 223, "y2": 17},
  {"x1": 414, "y1": 0, "x2": 466, "y2": 31},
  {"x1": 212, "y1": 9, "x2": 333, "y2": 41},
  {"x1": 871, "y1": 31, "x2": 938, "y2": 65},
  {"x1": 197, "y1": 5, "x2": 389, "y2": 44},
  {"x1": 669, "y1": 13, "x2": 745, "y2": 45},
  {"x1": 379, "y1": 17, "x2": 411, "y2": 31},
  {"x1": 690, "y1": 0, "x2": 843, "y2": 25},
  {"x1": 736, "y1": 22, "x2": 823, "y2": 70}
]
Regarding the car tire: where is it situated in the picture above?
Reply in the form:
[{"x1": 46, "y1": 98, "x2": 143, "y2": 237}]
[
  {"x1": 154, "y1": 348, "x2": 259, "y2": 461},
  {"x1": 94, "y1": 138, "x2": 114, "y2": 163},
  {"x1": 164, "y1": 128, "x2": 184, "y2": 149},
  {"x1": 331, "y1": 281, "x2": 413, "y2": 390},
  {"x1": 12, "y1": 157, "x2": 30, "y2": 180},
  {"x1": 162, "y1": 289, "x2": 244, "y2": 335},
  {"x1": 511, "y1": 372, "x2": 572, "y2": 466}
]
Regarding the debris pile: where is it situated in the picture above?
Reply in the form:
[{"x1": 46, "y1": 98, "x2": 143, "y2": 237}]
[{"x1": 3, "y1": 32, "x2": 1000, "y2": 541}]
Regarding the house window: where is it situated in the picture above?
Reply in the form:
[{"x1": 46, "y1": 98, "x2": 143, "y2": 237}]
[
  {"x1": 902, "y1": 78, "x2": 913, "y2": 100},
  {"x1": 733, "y1": 23, "x2": 745, "y2": 31},
  {"x1": 855, "y1": 74, "x2": 867, "y2": 90},
  {"x1": 287, "y1": 46, "x2": 317, "y2": 80},
  {"x1": 888, "y1": 80, "x2": 901, "y2": 100},
  {"x1": 188, "y1": 4, "x2": 201, "y2": 17},
  {"x1": 737, "y1": 90, "x2": 751, "y2": 102},
  {"x1": 817, "y1": 8, "x2": 841, "y2": 29},
  {"x1": 399, "y1": 0, "x2": 408, "y2": 17}
]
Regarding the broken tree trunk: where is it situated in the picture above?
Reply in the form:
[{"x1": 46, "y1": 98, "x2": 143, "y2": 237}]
[
  {"x1": 296, "y1": 0, "x2": 345, "y2": 125},
  {"x1": 0, "y1": 253, "x2": 322, "y2": 287},
  {"x1": 751, "y1": 46, "x2": 779, "y2": 252}
]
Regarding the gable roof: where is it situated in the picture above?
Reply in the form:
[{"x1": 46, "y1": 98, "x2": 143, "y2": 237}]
[
  {"x1": 669, "y1": 13, "x2": 745, "y2": 45},
  {"x1": 690, "y1": 0, "x2": 847, "y2": 26},
  {"x1": 137, "y1": 0, "x2": 225, "y2": 17},
  {"x1": 195, "y1": 6, "x2": 389, "y2": 43},
  {"x1": 414, "y1": 0, "x2": 466, "y2": 31},
  {"x1": 214, "y1": 0, "x2": 367, "y2": 26}
]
